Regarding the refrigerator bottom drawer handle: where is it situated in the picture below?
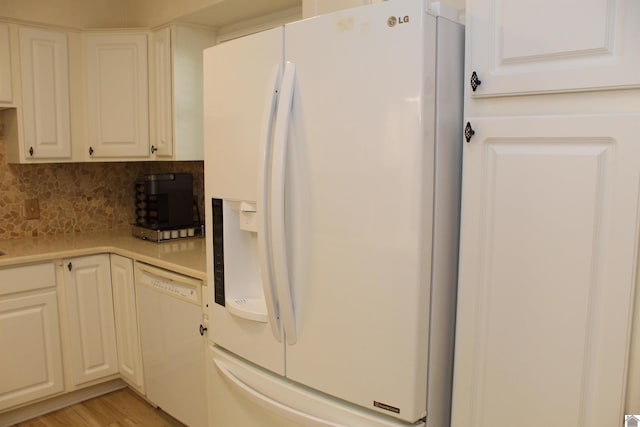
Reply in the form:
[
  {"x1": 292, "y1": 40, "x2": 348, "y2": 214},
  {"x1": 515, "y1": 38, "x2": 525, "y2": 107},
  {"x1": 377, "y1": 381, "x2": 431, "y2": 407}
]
[
  {"x1": 214, "y1": 358, "x2": 342, "y2": 427},
  {"x1": 212, "y1": 347, "x2": 420, "y2": 427}
]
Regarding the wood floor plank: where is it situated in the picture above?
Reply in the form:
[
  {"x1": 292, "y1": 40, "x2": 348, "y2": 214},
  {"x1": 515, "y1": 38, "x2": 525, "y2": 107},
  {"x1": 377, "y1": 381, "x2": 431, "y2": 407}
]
[{"x1": 13, "y1": 388, "x2": 185, "y2": 427}]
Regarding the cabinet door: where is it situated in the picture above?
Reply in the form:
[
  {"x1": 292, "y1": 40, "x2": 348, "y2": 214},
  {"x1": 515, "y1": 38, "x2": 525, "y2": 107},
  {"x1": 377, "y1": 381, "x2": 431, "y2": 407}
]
[
  {"x1": 63, "y1": 254, "x2": 118, "y2": 386},
  {"x1": 467, "y1": 0, "x2": 640, "y2": 96},
  {"x1": 19, "y1": 26, "x2": 71, "y2": 159},
  {"x1": 85, "y1": 33, "x2": 150, "y2": 158},
  {"x1": 171, "y1": 25, "x2": 214, "y2": 161},
  {"x1": 154, "y1": 25, "x2": 214, "y2": 161},
  {"x1": 0, "y1": 23, "x2": 12, "y2": 104},
  {"x1": 110, "y1": 254, "x2": 144, "y2": 392},
  {"x1": 152, "y1": 27, "x2": 172, "y2": 158},
  {"x1": 452, "y1": 114, "x2": 640, "y2": 427},
  {"x1": 0, "y1": 290, "x2": 64, "y2": 410}
]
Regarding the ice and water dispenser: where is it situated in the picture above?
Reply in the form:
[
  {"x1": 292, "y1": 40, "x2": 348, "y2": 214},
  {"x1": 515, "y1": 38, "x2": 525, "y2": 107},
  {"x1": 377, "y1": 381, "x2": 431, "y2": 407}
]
[{"x1": 211, "y1": 198, "x2": 270, "y2": 323}]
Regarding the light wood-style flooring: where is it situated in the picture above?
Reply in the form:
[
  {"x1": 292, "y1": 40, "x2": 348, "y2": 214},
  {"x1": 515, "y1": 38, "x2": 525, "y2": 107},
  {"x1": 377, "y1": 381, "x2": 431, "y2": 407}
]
[{"x1": 12, "y1": 388, "x2": 185, "y2": 427}]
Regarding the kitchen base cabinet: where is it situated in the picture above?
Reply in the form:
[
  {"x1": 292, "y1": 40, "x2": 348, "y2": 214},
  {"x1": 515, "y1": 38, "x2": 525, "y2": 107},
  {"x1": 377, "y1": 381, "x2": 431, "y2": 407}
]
[
  {"x1": 62, "y1": 254, "x2": 118, "y2": 387},
  {"x1": 452, "y1": 114, "x2": 640, "y2": 427},
  {"x1": 0, "y1": 263, "x2": 64, "y2": 411},
  {"x1": 110, "y1": 254, "x2": 144, "y2": 393}
]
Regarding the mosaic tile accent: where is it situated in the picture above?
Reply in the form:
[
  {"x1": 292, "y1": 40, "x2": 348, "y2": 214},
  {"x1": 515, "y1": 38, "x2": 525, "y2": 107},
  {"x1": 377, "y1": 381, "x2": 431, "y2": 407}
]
[{"x1": 0, "y1": 123, "x2": 204, "y2": 241}]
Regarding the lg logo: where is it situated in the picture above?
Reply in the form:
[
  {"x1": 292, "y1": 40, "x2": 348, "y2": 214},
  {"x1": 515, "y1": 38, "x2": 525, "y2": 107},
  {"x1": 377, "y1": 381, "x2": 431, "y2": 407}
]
[{"x1": 387, "y1": 15, "x2": 410, "y2": 27}]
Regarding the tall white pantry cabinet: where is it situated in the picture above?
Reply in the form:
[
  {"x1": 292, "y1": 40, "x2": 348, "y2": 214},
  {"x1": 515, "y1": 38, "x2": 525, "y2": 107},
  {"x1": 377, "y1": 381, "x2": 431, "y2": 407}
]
[{"x1": 451, "y1": 1, "x2": 640, "y2": 427}]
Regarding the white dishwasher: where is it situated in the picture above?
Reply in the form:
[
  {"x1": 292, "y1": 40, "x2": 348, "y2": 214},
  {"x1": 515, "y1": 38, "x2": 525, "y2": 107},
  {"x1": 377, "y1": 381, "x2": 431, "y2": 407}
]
[{"x1": 135, "y1": 262, "x2": 208, "y2": 427}]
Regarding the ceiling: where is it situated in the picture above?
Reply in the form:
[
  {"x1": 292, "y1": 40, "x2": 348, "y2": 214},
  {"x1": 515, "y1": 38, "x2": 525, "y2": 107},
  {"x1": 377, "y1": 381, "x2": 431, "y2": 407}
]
[{"x1": 176, "y1": 0, "x2": 302, "y2": 28}]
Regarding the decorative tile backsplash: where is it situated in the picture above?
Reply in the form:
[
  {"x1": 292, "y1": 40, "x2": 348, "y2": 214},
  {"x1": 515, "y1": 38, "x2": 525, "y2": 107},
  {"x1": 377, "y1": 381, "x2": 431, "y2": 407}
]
[{"x1": 0, "y1": 123, "x2": 204, "y2": 241}]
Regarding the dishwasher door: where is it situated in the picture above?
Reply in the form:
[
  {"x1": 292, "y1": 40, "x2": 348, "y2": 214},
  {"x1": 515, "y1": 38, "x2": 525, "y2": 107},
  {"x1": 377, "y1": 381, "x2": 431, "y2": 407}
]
[{"x1": 135, "y1": 262, "x2": 207, "y2": 427}]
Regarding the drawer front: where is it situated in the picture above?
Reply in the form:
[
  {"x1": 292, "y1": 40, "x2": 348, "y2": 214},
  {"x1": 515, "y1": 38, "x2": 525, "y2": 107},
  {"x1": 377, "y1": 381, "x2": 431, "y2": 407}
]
[{"x1": 0, "y1": 263, "x2": 56, "y2": 295}]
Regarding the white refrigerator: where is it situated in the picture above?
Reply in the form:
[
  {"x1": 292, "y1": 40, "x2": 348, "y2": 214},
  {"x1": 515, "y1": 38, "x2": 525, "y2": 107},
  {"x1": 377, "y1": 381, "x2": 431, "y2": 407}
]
[{"x1": 203, "y1": 1, "x2": 464, "y2": 426}]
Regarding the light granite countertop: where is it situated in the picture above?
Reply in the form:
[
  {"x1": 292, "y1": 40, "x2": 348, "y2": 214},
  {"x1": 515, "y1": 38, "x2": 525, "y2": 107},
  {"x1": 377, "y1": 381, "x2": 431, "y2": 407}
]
[{"x1": 0, "y1": 228, "x2": 207, "y2": 280}]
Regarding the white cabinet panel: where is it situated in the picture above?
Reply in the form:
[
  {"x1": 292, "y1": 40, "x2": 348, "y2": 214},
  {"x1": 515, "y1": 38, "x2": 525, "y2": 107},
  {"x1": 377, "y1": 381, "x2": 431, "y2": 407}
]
[
  {"x1": 85, "y1": 33, "x2": 149, "y2": 158},
  {"x1": 0, "y1": 290, "x2": 64, "y2": 410},
  {"x1": 18, "y1": 26, "x2": 71, "y2": 159},
  {"x1": 468, "y1": 0, "x2": 640, "y2": 96},
  {"x1": 452, "y1": 114, "x2": 640, "y2": 427},
  {"x1": 0, "y1": 263, "x2": 63, "y2": 411},
  {"x1": 63, "y1": 254, "x2": 118, "y2": 386},
  {"x1": 110, "y1": 254, "x2": 144, "y2": 392},
  {"x1": 152, "y1": 24, "x2": 215, "y2": 161},
  {"x1": 0, "y1": 23, "x2": 12, "y2": 103}
]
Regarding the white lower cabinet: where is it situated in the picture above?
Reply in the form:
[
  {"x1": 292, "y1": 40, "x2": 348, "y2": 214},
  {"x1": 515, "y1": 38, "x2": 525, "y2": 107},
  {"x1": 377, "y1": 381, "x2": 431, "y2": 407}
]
[
  {"x1": 0, "y1": 252, "x2": 202, "y2": 419},
  {"x1": 0, "y1": 263, "x2": 64, "y2": 411},
  {"x1": 62, "y1": 254, "x2": 118, "y2": 387},
  {"x1": 452, "y1": 113, "x2": 640, "y2": 427},
  {"x1": 110, "y1": 254, "x2": 144, "y2": 392}
]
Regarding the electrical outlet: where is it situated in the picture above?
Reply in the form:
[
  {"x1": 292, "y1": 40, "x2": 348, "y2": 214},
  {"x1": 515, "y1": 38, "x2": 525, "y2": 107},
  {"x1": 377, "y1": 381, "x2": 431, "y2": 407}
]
[{"x1": 24, "y1": 198, "x2": 40, "y2": 220}]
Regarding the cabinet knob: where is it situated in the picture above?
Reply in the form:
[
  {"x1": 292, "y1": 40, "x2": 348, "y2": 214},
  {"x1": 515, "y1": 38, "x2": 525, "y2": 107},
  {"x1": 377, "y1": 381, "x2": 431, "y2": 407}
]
[
  {"x1": 464, "y1": 122, "x2": 475, "y2": 143},
  {"x1": 89, "y1": 146, "x2": 94, "y2": 156},
  {"x1": 151, "y1": 145, "x2": 157, "y2": 154},
  {"x1": 471, "y1": 71, "x2": 482, "y2": 92},
  {"x1": 199, "y1": 324, "x2": 208, "y2": 336}
]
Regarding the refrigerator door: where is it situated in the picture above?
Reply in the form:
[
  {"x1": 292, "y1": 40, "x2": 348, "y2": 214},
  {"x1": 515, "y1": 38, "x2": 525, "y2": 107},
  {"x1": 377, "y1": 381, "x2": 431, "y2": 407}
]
[
  {"x1": 204, "y1": 27, "x2": 282, "y2": 204},
  {"x1": 203, "y1": 28, "x2": 285, "y2": 375},
  {"x1": 280, "y1": 1, "x2": 436, "y2": 422}
]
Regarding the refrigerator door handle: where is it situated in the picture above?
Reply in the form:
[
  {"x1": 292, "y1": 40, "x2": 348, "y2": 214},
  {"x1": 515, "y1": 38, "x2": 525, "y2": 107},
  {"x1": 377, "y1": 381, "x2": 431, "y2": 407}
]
[
  {"x1": 214, "y1": 357, "x2": 342, "y2": 427},
  {"x1": 257, "y1": 65, "x2": 283, "y2": 342},
  {"x1": 270, "y1": 61, "x2": 298, "y2": 344}
]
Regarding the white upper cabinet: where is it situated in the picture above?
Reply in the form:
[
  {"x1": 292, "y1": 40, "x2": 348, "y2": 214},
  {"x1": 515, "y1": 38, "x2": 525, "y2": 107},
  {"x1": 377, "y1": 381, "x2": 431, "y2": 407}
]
[
  {"x1": 152, "y1": 24, "x2": 215, "y2": 160},
  {"x1": 85, "y1": 32, "x2": 150, "y2": 159},
  {"x1": 0, "y1": 24, "x2": 12, "y2": 104},
  {"x1": 17, "y1": 26, "x2": 72, "y2": 159},
  {"x1": 467, "y1": 0, "x2": 640, "y2": 96},
  {"x1": 152, "y1": 27, "x2": 172, "y2": 158}
]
